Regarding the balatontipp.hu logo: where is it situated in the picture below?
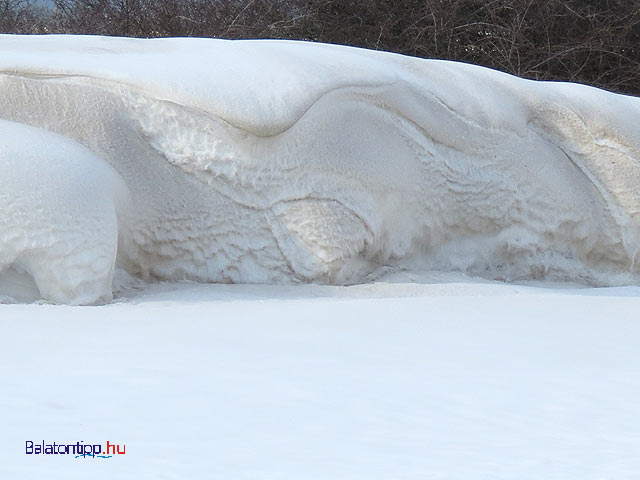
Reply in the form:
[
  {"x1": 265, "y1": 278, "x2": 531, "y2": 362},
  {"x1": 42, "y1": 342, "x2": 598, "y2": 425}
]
[{"x1": 25, "y1": 440, "x2": 126, "y2": 459}]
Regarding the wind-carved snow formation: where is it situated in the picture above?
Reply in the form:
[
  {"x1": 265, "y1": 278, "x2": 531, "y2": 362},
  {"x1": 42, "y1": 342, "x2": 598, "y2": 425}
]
[{"x1": 2, "y1": 35, "x2": 640, "y2": 304}]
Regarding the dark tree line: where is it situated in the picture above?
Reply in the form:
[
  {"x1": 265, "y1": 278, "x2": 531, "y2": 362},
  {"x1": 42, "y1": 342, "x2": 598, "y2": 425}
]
[{"x1": 3, "y1": 0, "x2": 640, "y2": 96}]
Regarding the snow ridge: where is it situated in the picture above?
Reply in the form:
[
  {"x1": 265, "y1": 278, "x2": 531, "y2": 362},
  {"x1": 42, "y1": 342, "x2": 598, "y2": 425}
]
[{"x1": 2, "y1": 35, "x2": 640, "y2": 303}]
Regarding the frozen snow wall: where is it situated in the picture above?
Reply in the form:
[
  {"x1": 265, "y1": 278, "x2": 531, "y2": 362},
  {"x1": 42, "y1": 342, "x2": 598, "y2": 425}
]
[{"x1": 2, "y1": 35, "x2": 640, "y2": 303}]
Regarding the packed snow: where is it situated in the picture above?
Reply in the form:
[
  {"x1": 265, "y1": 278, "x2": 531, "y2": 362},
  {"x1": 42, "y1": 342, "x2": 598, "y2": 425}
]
[
  {"x1": 0, "y1": 119, "x2": 131, "y2": 304},
  {"x1": 2, "y1": 35, "x2": 640, "y2": 303}
]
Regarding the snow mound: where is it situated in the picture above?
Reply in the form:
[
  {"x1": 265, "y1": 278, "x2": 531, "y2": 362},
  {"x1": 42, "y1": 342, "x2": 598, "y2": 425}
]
[
  {"x1": 0, "y1": 119, "x2": 131, "y2": 304},
  {"x1": 2, "y1": 35, "x2": 640, "y2": 303}
]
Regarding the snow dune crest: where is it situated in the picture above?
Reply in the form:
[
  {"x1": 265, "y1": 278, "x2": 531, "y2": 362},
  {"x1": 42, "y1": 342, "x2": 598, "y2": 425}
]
[{"x1": 2, "y1": 35, "x2": 640, "y2": 304}]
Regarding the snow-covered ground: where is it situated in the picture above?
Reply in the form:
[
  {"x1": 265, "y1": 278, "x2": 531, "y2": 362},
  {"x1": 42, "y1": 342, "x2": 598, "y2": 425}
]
[{"x1": 2, "y1": 278, "x2": 640, "y2": 479}]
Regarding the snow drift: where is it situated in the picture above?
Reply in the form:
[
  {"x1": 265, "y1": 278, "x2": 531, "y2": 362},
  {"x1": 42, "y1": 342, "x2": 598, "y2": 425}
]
[{"x1": 2, "y1": 35, "x2": 640, "y2": 304}]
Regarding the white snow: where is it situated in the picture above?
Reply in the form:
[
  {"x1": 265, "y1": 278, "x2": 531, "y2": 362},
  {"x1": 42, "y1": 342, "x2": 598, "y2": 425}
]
[
  {"x1": 3, "y1": 35, "x2": 640, "y2": 303},
  {"x1": 1, "y1": 35, "x2": 639, "y2": 479},
  {"x1": 1, "y1": 280, "x2": 640, "y2": 479},
  {"x1": 0, "y1": 119, "x2": 131, "y2": 304}
]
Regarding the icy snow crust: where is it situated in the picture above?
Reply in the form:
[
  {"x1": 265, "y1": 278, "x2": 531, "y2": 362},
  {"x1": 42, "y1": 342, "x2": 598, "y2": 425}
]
[{"x1": 2, "y1": 35, "x2": 640, "y2": 303}]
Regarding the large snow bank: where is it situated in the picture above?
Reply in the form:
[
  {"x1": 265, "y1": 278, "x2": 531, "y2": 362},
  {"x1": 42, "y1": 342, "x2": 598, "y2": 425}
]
[{"x1": 2, "y1": 35, "x2": 640, "y2": 303}]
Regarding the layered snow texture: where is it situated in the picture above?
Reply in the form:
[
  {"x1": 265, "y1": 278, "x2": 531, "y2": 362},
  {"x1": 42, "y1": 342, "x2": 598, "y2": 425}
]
[{"x1": 2, "y1": 35, "x2": 640, "y2": 303}]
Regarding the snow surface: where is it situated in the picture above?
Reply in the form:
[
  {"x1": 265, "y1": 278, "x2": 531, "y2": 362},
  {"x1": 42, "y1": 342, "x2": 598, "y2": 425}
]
[
  {"x1": 1, "y1": 35, "x2": 639, "y2": 479},
  {"x1": 3, "y1": 35, "x2": 640, "y2": 303},
  {"x1": 2, "y1": 280, "x2": 640, "y2": 479}
]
